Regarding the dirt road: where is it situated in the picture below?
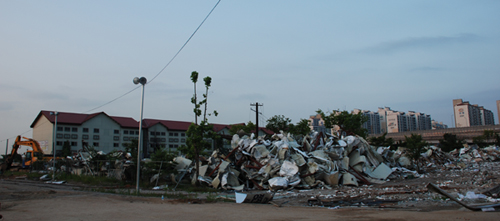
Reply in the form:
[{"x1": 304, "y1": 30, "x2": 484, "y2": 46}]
[{"x1": 1, "y1": 178, "x2": 498, "y2": 221}]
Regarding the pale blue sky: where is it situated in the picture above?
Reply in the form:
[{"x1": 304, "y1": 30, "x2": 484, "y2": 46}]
[{"x1": 1, "y1": 1, "x2": 499, "y2": 153}]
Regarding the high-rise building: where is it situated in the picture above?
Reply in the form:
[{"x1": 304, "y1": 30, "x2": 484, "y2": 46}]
[
  {"x1": 497, "y1": 100, "x2": 500, "y2": 125},
  {"x1": 431, "y1": 120, "x2": 448, "y2": 129},
  {"x1": 406, "y1": 111, "x2": 432, "y2": 131},
  {"x1": 453, "y1": 99, "x2": 495, "y2": 127},
  {"x1": 308, "y1": 114, "x2": 326, "y2": 133},
  {"x1": 377, "y1": 107, "x2": 391, "y2": 134},
  {"x1": 353, "y1": 109, "x2": 381, "y2": 134},
  {"x1": 377, "y1": 107, "x2": 433, "y2": 133}
]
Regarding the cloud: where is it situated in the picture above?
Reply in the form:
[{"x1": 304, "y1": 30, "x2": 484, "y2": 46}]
[
  {"x1": 360, "y1": 33, "x2": 479, "y2": 54},
  {"x1": 237, "y1": 93, "x2": 266, "y2": 101},
  {"x1": 0, "y1": 102, "x2": 14, "y2": 111},
  {"x1": 409, "y1": 66, "x2": 445, "y2": 73}
]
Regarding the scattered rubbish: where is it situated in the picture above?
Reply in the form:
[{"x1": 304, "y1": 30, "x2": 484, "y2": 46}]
[
  {"x1": 308, "y1": 197, "x2": 399, "y2": 208},
  {"x1": 235, "y1": 191, "x2": 275, "y2": 204},
  {"x1": 39, "y1": 174, "x2": 51, "y2": 181},
  {"x1": 152, "y1": 185, "x2": 168, "y2": 190},
  {"x1": 45, "y1": 181, "x2": 66, "y2": 185},
  {"x1": 426, "y1": 183, "x2": 500, "y2": 211}
]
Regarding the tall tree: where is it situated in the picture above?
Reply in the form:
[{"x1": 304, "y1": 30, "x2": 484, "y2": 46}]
[
  {"x1": 404, "y1": 134, "x2": 428, "y2": 165},
  {"x1": 439, "y1": 133, "x2": 464, "y2": 152},
  {"x1": 265, "y1": 115, "x2": 292, "y2": 133},
  {"x1": 289, "y1": 119, "x2": 312, "y2": 136},
  {"x1": 369, "y1": 132, "x2": 394, "y2": 148},
  {"x1": 190, "y1": 71, "x2": 199, "y2": 125},
  {"x1": 316, "y1": 109, "x2": 368, "y2": 138},
  {"x1": 229, "y1": 121, "x2": 256, "y2": 135},
  {"x1": 180, "y1": 72, "x2": 218, "y2": 185}
]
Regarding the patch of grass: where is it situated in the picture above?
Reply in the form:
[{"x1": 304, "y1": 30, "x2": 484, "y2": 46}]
[
  {"x1": 175, "y1": 184, "x2": 219, "y2": 193},
  {"x1": 57, "y1": 173, "x2": 122, "y2": 186},
  {"x1": 1, "y1": 171, "x2": 44, "y2": 180}
]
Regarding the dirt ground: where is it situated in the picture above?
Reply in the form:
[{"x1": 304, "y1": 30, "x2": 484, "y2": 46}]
[{"x1": 2, "y1": 162, "x2": 500, "y2": 221}]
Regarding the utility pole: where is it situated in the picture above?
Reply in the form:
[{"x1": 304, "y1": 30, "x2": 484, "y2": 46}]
[{"x1": 250, "y1": 102, "x2": 263, "y2": 136}]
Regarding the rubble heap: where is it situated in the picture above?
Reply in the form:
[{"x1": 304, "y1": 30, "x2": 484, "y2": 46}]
[{"x1": 180, "y1": 132, "x2": 419, "y2": 191}]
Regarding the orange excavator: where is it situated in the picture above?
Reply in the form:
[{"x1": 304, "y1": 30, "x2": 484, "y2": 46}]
[{"x1": 1, "y1": 135, "x2": 56, "y2": 172}]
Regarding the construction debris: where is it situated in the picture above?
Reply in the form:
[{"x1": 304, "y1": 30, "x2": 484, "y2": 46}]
[
  {"x1": 427, "y1": 183, "x2": 500, "y2": 211},
  {"x1": 165, "y1": 131, "x2": 500, "y2": 193}
]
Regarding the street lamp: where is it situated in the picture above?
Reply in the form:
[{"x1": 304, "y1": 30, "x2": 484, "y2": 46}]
[
  {"x1": 50, "y1": 111, "x2": 59, "y2": 181},
  {"x1": 133, "y1": 77, "x2": 147, "y2": 193}
]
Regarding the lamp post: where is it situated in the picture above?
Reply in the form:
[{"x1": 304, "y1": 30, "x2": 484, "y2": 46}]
[
  {"x1": 133, "y1": 77, "x2": 147, "y2": 193},
  {"x1": 50, "y1": 111, "x2": 58, "y2": 181}
]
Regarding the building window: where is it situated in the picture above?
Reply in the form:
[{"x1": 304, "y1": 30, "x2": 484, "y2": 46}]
[
  {"x1": 123, "y1": 137, "x2": 129, "y2": 141},
  {"x1": 71, "y1": 142, "x2": 77, "y2": 146},
  {"x1": 161, "y1": 138, "x2": 166, "y2": 142},
  {"x1": 72, "y1": 128, "x2": 78, "y2": 132},
  {"x1": 169, "y1": 144, "x2": 174, "y2": 148},
  {"x1": 181, "y1": 139, "x2": 185, "y2": 143},
  {"x1": 114, "y1": 130, "x2": 119, "y2": 134},
  {"x1": 135, "y1": 131, "x2": 139, "y2": 135},
  {"x1": 64, "y1": 134, "x2": 70, "y2": 139},
  {"x1": 82, "y1": 135, "x2": 89, "y2": 140},
  {"x1": 169, "y1": 132, "x2": 173, "y2": 136},
  {"x1": 150, "y1": 138, "x2": 156, "y2": 142},
  {"x1": 57, "y1": 127, "x2": 63, "y2": 131},
  {"x1": 64, "y1": 127, "x2": 70, "y2": 132},
  {"x1": 150, "y1": 132, "x2": 155, "y2": 135},
  {"x1": 113, "y1": 136, "x2": 119, "y2": 141},
  {"x1": 124, "y1": 130, "x2": 129, "y2": 135},
  {"x1": 174, "y1": 133, "x2": 178, "y2": 136},
  {"x1": 93, "y1": 142, "x2": 99, "y2": 147},
  {"x1": 71, "y1": 134, "x2": 78, "y2": 139},
  {"x1": 94, "y1": 128, "x2": 99, "y2": 133},
  {"x1": 181, "y1": 133, "x2": 185, "y2": 137},
  {"x1": 93, "y1": 135, "x2": 100, "y2": 140},
  {"x1": 169, "y1": 138, "x2": 175, "y2": 142},
  {"x1": 56, "y1": 141, "x2": 63, "y2": 146},
  {"x1": 83, "y1": 128, "x2": 89, "y2": 133},
  {"x1": 113, "y1": 143, "x2": 119, "y2": 147},
  {"x1": 56, "y1": 134, "x2": 63, "y2": 138},
  {"x1": 161, "y1": 132, "x2": 166, "y2": 136},
  {"x1": 156, "y1": 132, "x2": 161, "y2": 135}
]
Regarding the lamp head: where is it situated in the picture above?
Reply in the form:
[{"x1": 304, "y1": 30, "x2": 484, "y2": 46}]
[{"x1": 133, "y1": 77, "x2": 147, "y2": 85}]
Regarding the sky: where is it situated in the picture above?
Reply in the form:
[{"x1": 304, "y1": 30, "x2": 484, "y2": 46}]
[{"x1": 1, "y1": 1, "x2": 499, "y2": 154}]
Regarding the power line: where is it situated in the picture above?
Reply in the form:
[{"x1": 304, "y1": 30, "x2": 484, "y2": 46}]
[
  {"x1": 90, "y1": 0, "x2": 222, "y2": 111},
  {"x1": 0, "y1": 1, "x2": 223, "y2": 142},
  {"x1": 149, "y1": 0, "x2": 221, "y2": 84}
]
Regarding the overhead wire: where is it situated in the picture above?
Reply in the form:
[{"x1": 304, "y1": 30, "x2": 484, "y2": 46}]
[
  {"x1": 0, "y1": 0, "x2": 222, "y2": 142},
  {"x1": 149, "y1": 0, "x2": 221, "y2": 84}
]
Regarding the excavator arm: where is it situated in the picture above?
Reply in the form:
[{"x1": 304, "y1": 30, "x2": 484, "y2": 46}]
[{"x1": 1, "y1": 135, "x2": 44, "y2": 172}]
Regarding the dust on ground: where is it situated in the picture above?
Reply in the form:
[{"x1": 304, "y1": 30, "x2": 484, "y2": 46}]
[{"x1": 1, "y1": 162, "x2": 499, "y2": 221}]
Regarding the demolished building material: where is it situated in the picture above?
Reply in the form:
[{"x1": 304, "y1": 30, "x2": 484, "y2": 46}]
[
  {"x1": 426, "y1": 183, "x2": 500, "y2": 211},
  {"x1": 176, "y1": 132, "x2": 438, "y2": 191}
]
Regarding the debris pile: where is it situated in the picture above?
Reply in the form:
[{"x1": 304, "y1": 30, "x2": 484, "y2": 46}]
[
  {"x1": 181, "y1": 132, "x2": 420, "y2": 191},
  {"x1": 449, "y1": 145, "x2": 500, "y2": 163},
  {"x1": 60, "y1": 150, "x2": 135, "y2": 181}
]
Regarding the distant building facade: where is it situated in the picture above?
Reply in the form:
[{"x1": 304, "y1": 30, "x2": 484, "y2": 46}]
[
  {"x1": 497, "y1": 100, "x2": 500, "y2": 125},
  {"x1": 377, "y1": 107, "x2": 432, "y2": 133},
  {"x1": 353, "y1": 109, "x2": 381, "y2": 134},
  {"x1": 453, "y1": 99, "x2": 495, "y2": 128},
  {"x1": 308, "y1": 107, "x2": 434, "y2": 135},
  {"x1": 308, "y1": 114, "x2": 327, "y2": 133},
  {"x1": 30, "y1": 110, "x2": 254, "y2": 157},
  {"x1": 431, "y1": 120, "x2": 448, "y2": 130}
]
